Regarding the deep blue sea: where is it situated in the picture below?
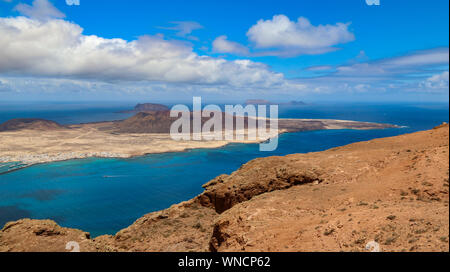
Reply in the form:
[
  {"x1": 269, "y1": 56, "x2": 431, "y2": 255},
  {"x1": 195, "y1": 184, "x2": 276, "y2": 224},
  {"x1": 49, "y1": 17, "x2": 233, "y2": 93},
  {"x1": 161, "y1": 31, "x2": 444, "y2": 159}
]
[{"x1": 0, "y1": 102, "x2": 448, "y2": 237}]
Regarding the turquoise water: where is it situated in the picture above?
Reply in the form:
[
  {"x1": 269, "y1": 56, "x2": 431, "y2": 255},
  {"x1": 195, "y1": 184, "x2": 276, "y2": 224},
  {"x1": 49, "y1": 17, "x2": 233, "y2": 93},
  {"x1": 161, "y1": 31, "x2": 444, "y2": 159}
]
[{"x1": 0, "y1": 102, "x2": 448, "y2": 237}]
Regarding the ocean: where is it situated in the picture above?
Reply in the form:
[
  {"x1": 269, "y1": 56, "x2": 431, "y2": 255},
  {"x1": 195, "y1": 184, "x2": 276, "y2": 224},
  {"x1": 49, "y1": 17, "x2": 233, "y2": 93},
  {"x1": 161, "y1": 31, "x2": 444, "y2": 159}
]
[{"x1": 0, "y1": 102, "x2": 448, "y2": 237}]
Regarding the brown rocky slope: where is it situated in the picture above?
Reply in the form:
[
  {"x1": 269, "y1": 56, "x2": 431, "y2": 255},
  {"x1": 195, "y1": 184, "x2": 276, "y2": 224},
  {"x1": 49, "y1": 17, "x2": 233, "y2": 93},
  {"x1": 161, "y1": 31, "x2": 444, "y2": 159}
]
[{"x1": 0, "y1": 124, "x2": 448, "y2": 252}]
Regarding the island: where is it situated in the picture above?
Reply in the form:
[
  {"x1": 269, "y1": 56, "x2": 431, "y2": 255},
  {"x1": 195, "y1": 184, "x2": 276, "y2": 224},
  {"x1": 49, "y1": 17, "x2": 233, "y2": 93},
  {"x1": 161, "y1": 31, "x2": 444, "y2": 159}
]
[
  {"x1": 119, "y1": 103, "x2": 170, "y2": 113},
  {"x1": 0, "y1": 111, "x2": 397, "y2": 173}
]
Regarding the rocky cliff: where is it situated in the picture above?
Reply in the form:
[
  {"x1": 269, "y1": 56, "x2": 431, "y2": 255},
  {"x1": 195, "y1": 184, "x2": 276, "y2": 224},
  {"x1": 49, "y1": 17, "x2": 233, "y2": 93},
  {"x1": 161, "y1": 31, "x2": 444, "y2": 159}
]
[{"x1": 0, "y1": 124, "x2": 448, "y2": 252}]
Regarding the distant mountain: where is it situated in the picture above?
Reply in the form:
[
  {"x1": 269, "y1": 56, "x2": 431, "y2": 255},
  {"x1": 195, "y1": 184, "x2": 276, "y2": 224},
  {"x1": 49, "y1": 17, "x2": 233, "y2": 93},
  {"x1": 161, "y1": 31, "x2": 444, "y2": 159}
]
[
  {"x1": 114, "y1": 111, "x2": 174, "y2": 133},
  {"x1": 111, "y1": 111, "x2": 263, "y2": 134},
  {"x1": 134, "y1": 103, "x2": 170, "y2": 112},
  {"x1": 286, "y1": 100, "x2": 307, "y2": 106},
  {"x1": 120, "y1": 103, "x2": 170, "y2": 113},
  {"x1": 245, "y1": 99, "x2": 273, "y2": 105},
  {"x1": 0, "y1": 118, "x2": 64, "y2": 132}
]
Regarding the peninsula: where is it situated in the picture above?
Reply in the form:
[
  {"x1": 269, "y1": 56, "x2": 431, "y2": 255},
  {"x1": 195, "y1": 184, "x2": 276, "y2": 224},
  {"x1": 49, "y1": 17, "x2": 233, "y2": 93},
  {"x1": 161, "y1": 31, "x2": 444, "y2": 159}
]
[{"x1": 0, "y1": 112, "x2": 397, "y2": 171}]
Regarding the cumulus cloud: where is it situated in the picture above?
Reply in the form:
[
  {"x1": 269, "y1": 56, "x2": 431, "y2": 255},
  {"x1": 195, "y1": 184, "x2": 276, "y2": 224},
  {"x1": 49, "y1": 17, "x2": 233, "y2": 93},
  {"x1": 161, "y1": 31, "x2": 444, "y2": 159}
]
[
  {"x1": 14, "y1": 0, "x2": 65, "y2": 21},
  {"x1": 212, "y1": 15, "x2": 355, "y2": 57},
  {"x1": 0, "y1": 17, "x2": 292, "y2": 89},
  {"x1": 246, "y1": 15, "x2": 355, "y2": 55},
  {"x1": 0, "y1": 6, "x2": 447, "y2": 100},
  {"x1": 2, "y1": 48, "x2": 448, "y2": 99},
  {"x1": 212, "y1": 35, "x2": 249, "y2": 55}
]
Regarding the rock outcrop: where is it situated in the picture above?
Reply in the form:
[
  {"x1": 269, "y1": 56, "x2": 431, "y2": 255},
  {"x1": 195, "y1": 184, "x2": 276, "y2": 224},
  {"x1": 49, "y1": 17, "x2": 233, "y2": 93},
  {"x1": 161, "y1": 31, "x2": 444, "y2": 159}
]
[
  {"x1": 197, "y1": 164, "x2": 323, "y2": 214},
  {"x1": 0, "y1": 124, "x2": 448, "y2": 252},
  {"x1": 0, "y1": 219, "x2": 96, "y2": 252}
]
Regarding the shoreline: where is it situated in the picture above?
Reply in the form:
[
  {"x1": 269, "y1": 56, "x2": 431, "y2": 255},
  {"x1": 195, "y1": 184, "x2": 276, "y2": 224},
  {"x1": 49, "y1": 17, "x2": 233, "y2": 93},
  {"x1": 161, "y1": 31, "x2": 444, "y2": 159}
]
[
  {"x1": 0, "y1": 129, "x2": 285, "y2": 174},
  {"x1": 0, "y1": 126, "x2": 402, "y2": 176},
  {"x1": 0, "y1": 142, "x2": 233, "y2": 175},
  {"x1": 0, "y1": 118, "x2": 399, "y2": 174}
]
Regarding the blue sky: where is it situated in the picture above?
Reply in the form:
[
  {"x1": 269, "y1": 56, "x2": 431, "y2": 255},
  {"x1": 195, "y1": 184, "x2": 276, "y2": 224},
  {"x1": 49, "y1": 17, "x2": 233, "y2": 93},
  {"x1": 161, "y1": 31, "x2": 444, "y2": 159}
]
[{"x1": 0, "y1": 0, "x2": 448, "y2": 102}]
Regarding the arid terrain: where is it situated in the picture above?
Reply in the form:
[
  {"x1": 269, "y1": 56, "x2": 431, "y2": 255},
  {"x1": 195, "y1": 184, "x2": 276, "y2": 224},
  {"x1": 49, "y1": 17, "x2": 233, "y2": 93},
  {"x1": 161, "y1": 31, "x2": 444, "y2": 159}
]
[
  {"x1": 0, "y1": 113, "x2": 396, "y2": 170},
  {"x1": 0, "y1": 123, "x2": 448, "y2": 252}
]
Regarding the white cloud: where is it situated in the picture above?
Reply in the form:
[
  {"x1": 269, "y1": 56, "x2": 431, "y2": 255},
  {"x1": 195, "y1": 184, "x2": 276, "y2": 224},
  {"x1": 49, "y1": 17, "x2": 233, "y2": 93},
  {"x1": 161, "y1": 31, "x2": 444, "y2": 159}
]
[
  {"x1": 305, "y1": 65, "x2": 333, "y2": 71},
  {"x1": 354, "y1": 84, "x2": 370, "y2": 93},
  {"x1": 289, "y1": 48, "x2": 450, "y2": 95},
  {"x1": 336, "y1": 48, "x2": 449, "y2": 77},
  {"x1": 212, "y1": 35, "x2": 249, "y2": 55},
  {"x1": 420, "y1": 71, "x2": 449, "y2": 90},
  {"x1": 0, "y1": 6, "x2": 447, "y2": 100},
  {"x1": 14, "y1": 0, "x2": 65, "y2": 21},
  {"x1": 0, "y1": 17, "x2": 292, "y2": 89},
  {"x1": 246, "y1": 15, "x2": 355, "y2": 55},
  {"x1": 387, "y1": 49, "x2": 450, "y2": 67},
  {"x1": 0, "y1": 75, "x2": 309, "y2": 101},
  {"x1": 211, "y1": 15, "x2": 355, "y2": 57}
]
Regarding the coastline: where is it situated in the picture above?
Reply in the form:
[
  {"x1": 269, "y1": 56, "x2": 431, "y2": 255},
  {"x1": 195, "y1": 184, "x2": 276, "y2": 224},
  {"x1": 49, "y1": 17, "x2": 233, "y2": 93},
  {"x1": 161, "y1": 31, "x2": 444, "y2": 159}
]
[
  {"x1": 0, "y1": 117, "x2": 398, "y2": 174},
  {"x1": 0, "y1": 141, "x2": 234, "y2": 175}
]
